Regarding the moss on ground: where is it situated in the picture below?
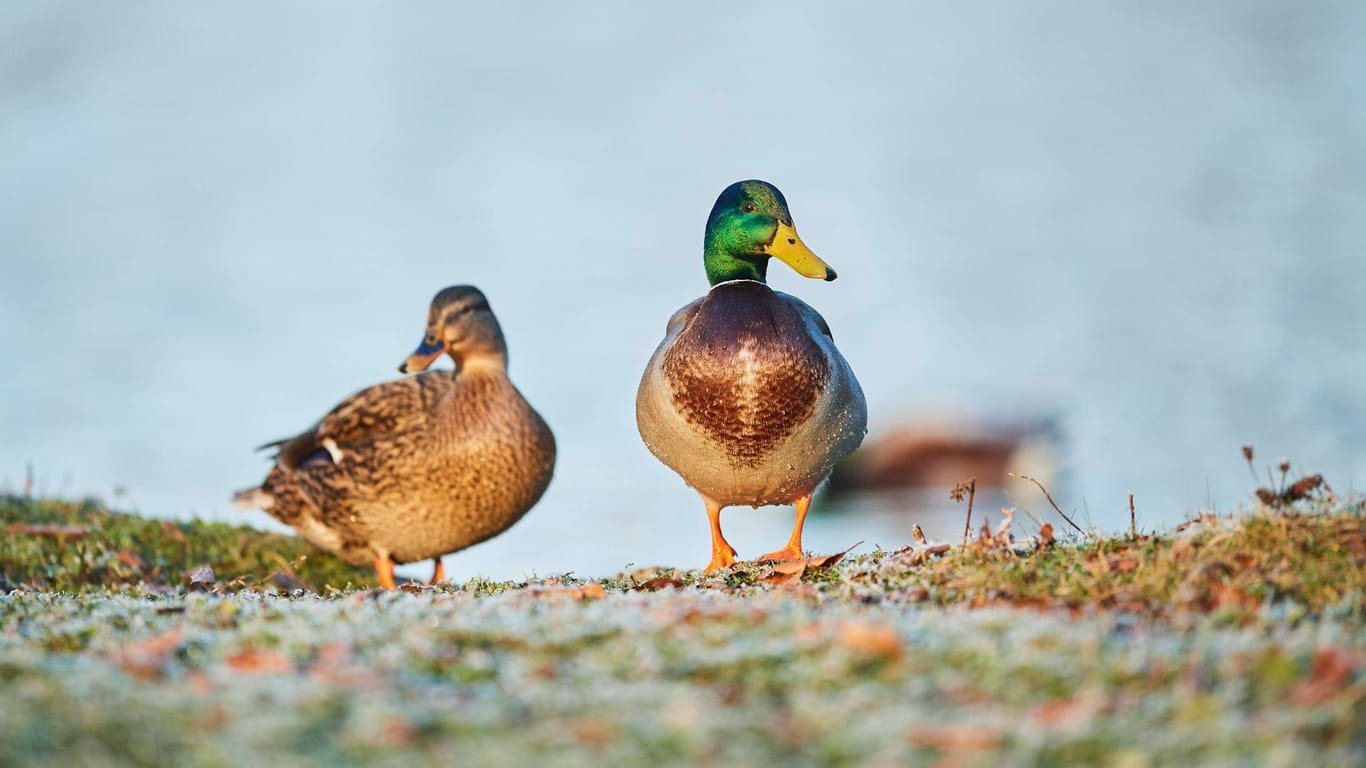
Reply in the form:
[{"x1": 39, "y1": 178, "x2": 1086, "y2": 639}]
[
  {"x1": 0, "y1": 495, "x2": 374, "y2": 592},
  {"x1": 0, "y1": 493, "x2": 1363, "y2": 766}
]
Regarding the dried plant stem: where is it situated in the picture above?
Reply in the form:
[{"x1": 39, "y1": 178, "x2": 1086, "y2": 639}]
[
  {"x1": 1129, "y1": 492, "x2": 1137, "y2": 539},
  {"x1": 963, "y1": 480, "x2": 975, "y2": 546},
  {"x1": 1009, "y1": 472, "x2": 1085, "y2": 535},
  {"x1": 951, "y1": 478, "x2": 977, "y2": 547}
]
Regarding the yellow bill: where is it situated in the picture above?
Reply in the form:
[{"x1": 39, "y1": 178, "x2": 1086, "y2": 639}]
[{"x1": 763, "y1": 221, "x2": 837, "y2": 281}]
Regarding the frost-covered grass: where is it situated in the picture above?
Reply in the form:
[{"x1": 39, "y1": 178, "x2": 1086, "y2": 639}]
[{"x1": 1, "y1": 494, "x2": 1364, "y2": 766}]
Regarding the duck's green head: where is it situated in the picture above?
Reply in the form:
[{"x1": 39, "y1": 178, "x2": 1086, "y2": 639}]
[{"x1": 702, "y1": 180, "x2": 836, "y2": 286}]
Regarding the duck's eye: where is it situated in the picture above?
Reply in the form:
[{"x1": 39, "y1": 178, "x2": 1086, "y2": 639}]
[
  {"x1": 740, "y1": 201, "x2": 755, "y2": 213},
  {"x1": 425, "y1": 334, "x2": 437, "y2": 345}
]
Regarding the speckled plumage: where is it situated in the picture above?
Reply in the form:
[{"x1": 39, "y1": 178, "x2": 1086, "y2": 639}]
[
  {"x1": 637, "y1": 280, "x2": 864, "y2": 507},
  {"x1": 234, "y1": 286, "x2": 555, "y2": 572}
]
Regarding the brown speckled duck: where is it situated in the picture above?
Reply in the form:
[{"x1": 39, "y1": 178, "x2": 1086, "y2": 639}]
[
  {"x1": 636, "y1": 180, "x2": 867, "y2": 572},
  {"x1": 233, "y1": 286, "x2": 556, "y2": 588}
]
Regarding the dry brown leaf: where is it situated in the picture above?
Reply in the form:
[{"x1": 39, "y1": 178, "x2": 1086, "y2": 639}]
[
  {"x1": 1029, "y1": 692, "x2": 1102, "y2": 729},
  {"x1": 759, "y1": 560, "x2": 807, "y2": 586},
  {"x1": 567, "y1": 717, "x2": 618, "y2": 748},
  {"x1": 184, "y1": 564, "x2": 216, "y2": 588},
  {"x1": 805, "y1": 540, "x2": 862, "y2": 570},
  {"x1": 1289, "y1": 647, "x2": 1360, "y2": 706},
  {"x1": 904, "y1": 586, "x2": 930, "y2": 602},
  {"x1": 380, "y1": 719, "x2": 417, "y2": 748},
  {"x1": 117, "y1": 628, "x2": 184, "y2": 680},
  {"x1": 835, "y1": 621, "x2": 903, "y2": 661},
  {"x1": 574, "y1": 583, "x2": 607, "y2": 600},
  {"x1": 906, "y1": 723, "x2": 1005, "y2": 752},
  {"x1": 1038, "y1": 524, "x2": 1055, "y2": 549},
  {"x1": 7, "y1": 524, "x2": 86, "y2": 537},
  {"x1": 1111, "y1": 557, "x2": 1139, "y2": 573},
  {"x1": 1210, "y1": 583, "x2": 1258, "y2": 611},
  {"x1": 225, "y1": 648, "x2": 292, "y2": 674},
  {"x1": 159, "y1": 521, "x2": 188, "y2": 542},
  {"x1": 636, "y1": 576, "x2": 684, "y2": 592},
  {"x1": 117, "y1": 551, "x2": 145, "y2": 569},
  {"x1": 270, "y1": 571, "x2": 307, "y2": 592},
  {"x1": 530, "y1": 583, "x2": 608, "y2": 600}
]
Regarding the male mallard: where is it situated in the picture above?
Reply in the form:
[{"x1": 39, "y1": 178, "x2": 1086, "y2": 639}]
[
  {"x1": 636, "y1": 180, "x2": 867, "y2": 572},
  {"x1": 233, "y1": 286, "x2": 556, "y2": 588}
]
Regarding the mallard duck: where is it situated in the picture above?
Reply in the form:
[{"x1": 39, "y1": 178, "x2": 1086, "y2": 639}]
[
  {"x1": 233, "y1": 286, "x2": 556, "y2": 588},
  {"x1": 636, "y1": 180, "x2": 867, "y2": 572}
]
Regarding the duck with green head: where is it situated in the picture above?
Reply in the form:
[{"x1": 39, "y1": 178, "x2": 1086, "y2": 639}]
[{"x1": 636, "y1": 180, "x2": 867, "y2": 572}]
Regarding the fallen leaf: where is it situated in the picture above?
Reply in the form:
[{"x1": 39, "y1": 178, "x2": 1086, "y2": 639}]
[
  {"x1": 159, "y1": 521, "x2": 188, "y2": 542},
  {"x1": 1290, "y1": 647, "x2": 1360, "y2": 706},
  {"x1": 184, "y1": 564, "x2": 216, "y2": 590},
  {"x1": 380, "y1": 719, "x2": 418, "y2": 747},
  {"x1": 574, "y1": 583, "x2": 607, "y2": 600},
  {"x1": 805, "y1": 541, "x2": 863, "y2": 570},
  {"x1": 117, "y1": 628, "x2": 184, "y2": 680},
  {"x1": 225, "y1": 648, "x2": 292, "y2": 674},
  {"x1": 759, "y1": 560, "x2": 806, "y2": 586},
  {"x1": 836, "y1": 621, "x2": 903, "y2": 661},
  {"x1": 1029, "y1": 690, "x2": 1103, "y2": 730},
  {"x1": 904, "y1": 586, "x2": 930, "y2": 602},
  {"x1": 906, "y1": 723, "x2": 1005, "y2": 752},
  {"x1": 567, "y1": 717, "x2": 618, "y2": 748},
  {"x1": 1111, "y1": 556, "x2": 1139, "y2": 573},
  {"x1": 270, "y1": 571, "x2": 307, "y2": 592},
  {"x1": 529, "y1": 583, "x2": 608, "y2": 600},
  {"x1": 117, "y1": 551, "x2": 145, "y2": 569},
  {"x1": 1038, "y1": 524, "x2": 1055, "y2": 549},
  {"x1": 636, "y1": 576, "x2": 684, "y2": 592}
]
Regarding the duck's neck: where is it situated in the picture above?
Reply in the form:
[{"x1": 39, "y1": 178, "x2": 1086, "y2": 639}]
[
  {"x1": 703, "y1": 242, "x2": 768, "y2": 286},
  {"x1": 452, "y1": 347, "x2": 507, "y2": 375}
]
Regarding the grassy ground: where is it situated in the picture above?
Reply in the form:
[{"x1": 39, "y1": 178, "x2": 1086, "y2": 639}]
[{"x1": 1, "y1": 492, "x2": 1363, "y2": 766}]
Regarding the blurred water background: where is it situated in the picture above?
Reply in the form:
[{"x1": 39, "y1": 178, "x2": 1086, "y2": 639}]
[{"x1": 2, "y1": 2, "x2": 1364, "y2": 579}]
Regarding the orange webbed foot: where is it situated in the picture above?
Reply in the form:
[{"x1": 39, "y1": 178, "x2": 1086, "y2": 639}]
[
  {"x1": 702, "y1": 496, "x2": 738, "y2": 573},
  {"x1": 757, "y1": 545, "x2": 805, "y2": 563},
  {"x1": 704, "y1": 543, "x2": 738, "y2": 573},
  {"x1": 758, "y1": 495, "x2": 813, "y2": 565}
]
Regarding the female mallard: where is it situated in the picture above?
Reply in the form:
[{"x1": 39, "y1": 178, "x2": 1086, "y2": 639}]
[
  {"x1": 233, "y1": 286, "x2": 556, "y2": 588},
  {"x1": 636, "y1": 180, "x2": 867, "y2": 572}
]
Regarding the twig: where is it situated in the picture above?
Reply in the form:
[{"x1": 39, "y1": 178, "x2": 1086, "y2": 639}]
[
  {"x1": 951, "y1": 478, "x2": 976, "y2": 546},
  {"x1": 1128, "y1": 492, "x2": 1137, "y2": 539},
  {"x1": 1008, "y1": 472, "x2": 1084, "y2": 535}
]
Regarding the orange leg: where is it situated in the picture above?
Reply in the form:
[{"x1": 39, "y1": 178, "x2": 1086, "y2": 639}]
[
  {"x1": 374, "y1": 554, "x2": 397, "y2": 590},
  {"x1": 759, "y1": 494, "x2": 812, "y2": 562},
  {"x1": 427, "y1": 558, "x2": 445, "y2": 585},
  {"x1": 703, "y1": 496, "x2": 738, "y2": 573}
]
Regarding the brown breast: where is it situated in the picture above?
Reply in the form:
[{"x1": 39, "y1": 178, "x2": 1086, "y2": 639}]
[{"x1": 661, "y1": 281, "x2": 830, "y2": 468}]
